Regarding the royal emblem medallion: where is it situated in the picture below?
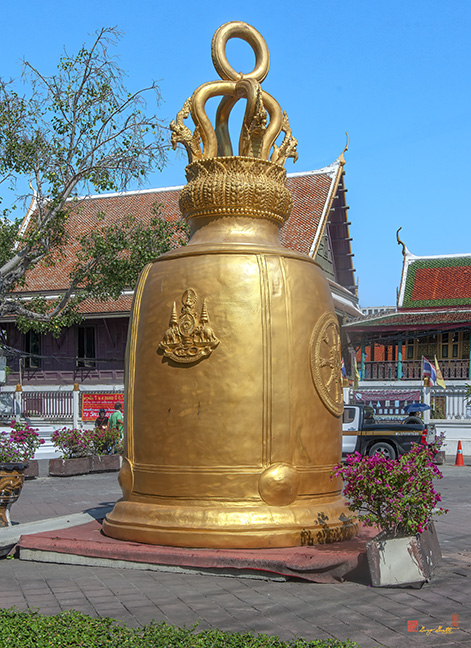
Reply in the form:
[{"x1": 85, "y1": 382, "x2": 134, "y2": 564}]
[{"x1": 159, "y1": 288, "x2": 219, "y2": 364}]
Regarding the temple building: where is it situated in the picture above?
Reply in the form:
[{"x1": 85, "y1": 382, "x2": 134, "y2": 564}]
[{"x1": 344, "y1": 238, "x2": 471, "y2": 420}]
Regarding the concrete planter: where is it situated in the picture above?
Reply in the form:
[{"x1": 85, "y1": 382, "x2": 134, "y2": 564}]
[
  {"x1": 48, "y1": 455, "x2": 121, "y2": 476},
  {"x1": 89, "y1": 455, "x2": 121, "y2": 473},
  {"x1": 366, "y1": 521, "x2": 441, "y2": 587},
  {"x1": 24, "y1": 460, "x2": 39, "y2": 479},
  {"x1": 434, "y1": 450, "x2": 445, "y2": 465},
  {"x1": 49, "y1": 457, "x2": 90, "y2": 477}
]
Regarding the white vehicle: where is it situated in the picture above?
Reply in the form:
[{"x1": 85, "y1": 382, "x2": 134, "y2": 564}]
[{"x1": 342, "y1": 404, "x2": 434, "y2": 460}]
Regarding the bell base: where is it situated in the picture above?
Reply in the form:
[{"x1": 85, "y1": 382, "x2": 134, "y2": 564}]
[{"x1": 103, "y1": 497, "x2": 358, "y2": 549}]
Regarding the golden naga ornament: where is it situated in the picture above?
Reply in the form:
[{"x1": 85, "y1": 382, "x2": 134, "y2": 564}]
[
  {"x1": 170, "y1": 21, "x2": 298, "y2": 165},
  {"x1": 103, "y1": 21, "x2": 356, "y2": 549}
]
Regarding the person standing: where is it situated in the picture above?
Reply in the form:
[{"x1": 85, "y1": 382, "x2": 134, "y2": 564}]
[
  {"x1": 108, "y1": 402, "x2": 124, "y2": 440},
  {"x1": 94, "y1": 408, "x2": 108, "y2": 430}
]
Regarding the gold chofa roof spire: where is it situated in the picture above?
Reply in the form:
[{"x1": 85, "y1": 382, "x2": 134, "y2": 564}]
[{"x1": 170, "y1": 21, "x2": 298, "y2": 167}]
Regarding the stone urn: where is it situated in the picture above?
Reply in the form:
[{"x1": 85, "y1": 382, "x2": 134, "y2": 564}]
[{"x1": 0, "y1": 462, "x2": 27, "y2": 527}]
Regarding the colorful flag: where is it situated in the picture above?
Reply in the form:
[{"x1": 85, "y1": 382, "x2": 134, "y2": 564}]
[
  {"x1": 353, "y1": 357, "x2": 360, "y2": 390},
  {"x1": 434, "y1": 355, "x2": 446, "y2": 389},
  {"x1": 422, "y1": 356, "x2": 436, "y2": 386}
]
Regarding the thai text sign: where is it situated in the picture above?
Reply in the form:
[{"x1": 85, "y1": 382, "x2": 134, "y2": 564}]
[{"x1": 82, "y1": 393, "x2": 124, "y2": 421}]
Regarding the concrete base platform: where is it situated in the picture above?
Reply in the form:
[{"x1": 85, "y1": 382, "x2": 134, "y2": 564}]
[
  {"x1": 0, "y1": 506, "x2": 113, "y2": 558},
  {"x1": 18, "y1": 520, "x2": 376, "y2": 583}
]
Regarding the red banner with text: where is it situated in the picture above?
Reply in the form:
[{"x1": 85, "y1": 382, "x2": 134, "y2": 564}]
[{"x1": 81, "y1": 393, "x2": 124, "y2": 422}]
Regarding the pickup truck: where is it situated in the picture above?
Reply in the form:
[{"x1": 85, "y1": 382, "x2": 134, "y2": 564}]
[{"x1": 342, "y1": 404, "x2": 435, "y2": 459}]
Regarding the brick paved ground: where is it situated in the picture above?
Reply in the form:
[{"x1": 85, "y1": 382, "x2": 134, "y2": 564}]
[
  {"x1": 1, "y1": 462, "x2": 470, "y2": 648},
  {"x1": 13, "y1": 471, "x2": 121, "y2": 524}
]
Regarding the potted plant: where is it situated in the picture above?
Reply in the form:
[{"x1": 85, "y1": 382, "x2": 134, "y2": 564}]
[
  {"x1": 0, "y1": 433, "x2": 28, "y2": 527},
  {"x1": 49, "y1": 427, "x2": 91, "y2": 476},
  {"x1": 333, "y1": 442, "x2": 447, "y2": 587},
  {"x1": 8, "y1": 421, "x2": 45, "y2": 478},
  {"x1": 86, "y1": 427, "x2": 123, "y2": 473}
]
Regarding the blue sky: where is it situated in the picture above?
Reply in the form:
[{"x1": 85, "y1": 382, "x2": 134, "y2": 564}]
[{"x1": 2, "y1": 0, "x2": 470, "y2": 307}]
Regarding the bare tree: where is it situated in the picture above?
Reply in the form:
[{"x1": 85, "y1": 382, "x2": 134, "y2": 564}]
[{"x1": 0, "y1": 27, "x2": 184, "y2": 333}]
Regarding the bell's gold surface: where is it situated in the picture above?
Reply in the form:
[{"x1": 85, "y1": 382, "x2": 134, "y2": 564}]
[{"x1": 103, "y1": 21, "x2": 357, "y2": 548}]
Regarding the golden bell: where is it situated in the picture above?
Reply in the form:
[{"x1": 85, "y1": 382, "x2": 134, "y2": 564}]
[{"x1": 103, "y1": 21, "x2": 357, "y2": 548}]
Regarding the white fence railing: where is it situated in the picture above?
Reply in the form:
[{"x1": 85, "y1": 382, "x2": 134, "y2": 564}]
[
  {"x1": 2, "y1": 383, "x2": 470, "y2": 422},
  {"x1": 22, "y1": 391, "x2": 74, "y2": 419},
  {"x1": 348, "y1": 384, "x2": 470, "y2": 420},
  {"x1": 0, "y1": 385, "x2": 124, "y2": 424},
  {"x1": 431, "y1": 385, "x2": 470, "y2": 420}
]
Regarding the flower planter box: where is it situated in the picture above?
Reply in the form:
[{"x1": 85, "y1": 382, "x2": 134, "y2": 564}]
[
  {"x1": 48, "y1": 456, "x2": 122, "y2": 476},
  {"x1": 24, "y1": 460, "x2": 39, "y2": 479},
  {"x1": 89, "y1": 455, "x2": 121, "y2": 473},
  {"x1": 366, "y1": 521, "x2": 441, "y2": 588},
  {"x1": 48, "y1": 457, "x2": 91, "y2": 477}
]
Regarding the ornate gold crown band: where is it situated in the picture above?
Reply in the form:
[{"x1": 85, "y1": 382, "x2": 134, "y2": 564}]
[{"x1": 171, "y1": 22, "x2": 298, "y2": 225}]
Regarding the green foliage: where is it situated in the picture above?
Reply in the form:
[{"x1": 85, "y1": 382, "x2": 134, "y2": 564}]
[
  {"x1": 13, "y1": 204, "x2": 188, "y2": 336},
  {"x1": 16, "y1": 299, "x2": 83, "y2": 337},
  {"x1": 72, "y1": 204, "x2": 188, "y2": 303},
  {"x1": 0, "y1": 609, "x2": 360, "y2": 648}
]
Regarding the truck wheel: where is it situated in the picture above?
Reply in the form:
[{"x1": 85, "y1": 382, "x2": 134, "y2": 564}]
[{"x1": 368, "y1": 442, "x2": 397, "y2": 460}]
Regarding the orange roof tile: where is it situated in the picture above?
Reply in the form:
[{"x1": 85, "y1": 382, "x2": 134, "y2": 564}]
[
  {"x1": 281, "y1": 173, "x2": 333, "y2": 255},
  {"x1": 411, "y1": 265, "x2": 471, "y2": 301},
  {"x1": 77, "y1": 294, "x2": 134, "y2": 315}
]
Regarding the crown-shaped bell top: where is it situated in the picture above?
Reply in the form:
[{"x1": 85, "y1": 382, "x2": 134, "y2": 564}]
[{"x1": 170, "y1": 21, "x2": 298, "y2": 167}]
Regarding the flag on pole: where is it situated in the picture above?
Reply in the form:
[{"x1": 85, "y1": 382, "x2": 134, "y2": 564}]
[
  {"x1": 422, "y1": 356, "x2": 436, "y2": 386},
  {"x1": 434, "y1": 355, "x2": 446, "y2": 389},
  {"x1": 353, "y1": 357, "x2": 360, "y2": 390}
]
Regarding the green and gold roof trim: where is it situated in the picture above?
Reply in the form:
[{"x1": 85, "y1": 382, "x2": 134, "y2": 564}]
[{"x1": 401, "y1": 256, "x2": 471, "y2": 309}]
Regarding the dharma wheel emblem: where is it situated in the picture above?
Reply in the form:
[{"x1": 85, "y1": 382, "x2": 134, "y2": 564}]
[
  {"x1": 310, "y1": 312, "x2": 343, "y2": 416},
  {"x1": 160, "y1": 289, "x2": 219, "y2": 364}
]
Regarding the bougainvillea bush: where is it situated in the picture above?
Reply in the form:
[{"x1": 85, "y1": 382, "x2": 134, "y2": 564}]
[
  {"x1": 333, "y1": 443, "x2": 448, "y2": 536},
  {"x1": 51, "y1": 427, "x2": 89, "y2": 459},
  {"x1": 86, "y1": 427, "x2": 123, "y2": 456},
  {"x1": 0, "y1": 433, "x2": 24, "y2": 464},
  {"x1": 9, "y1": 421, "x2": 45, "y2": 461},
  {"x1": 52, "y1": 427, "x2": 123, "y2": 458}
]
